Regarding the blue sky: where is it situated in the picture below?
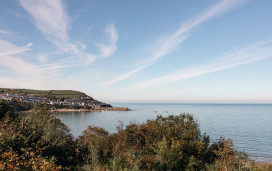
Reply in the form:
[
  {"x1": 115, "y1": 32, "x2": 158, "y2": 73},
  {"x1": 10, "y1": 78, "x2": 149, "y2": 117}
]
[{"x1": 0, "y1": 0, "x2": 272, "y2": 103}]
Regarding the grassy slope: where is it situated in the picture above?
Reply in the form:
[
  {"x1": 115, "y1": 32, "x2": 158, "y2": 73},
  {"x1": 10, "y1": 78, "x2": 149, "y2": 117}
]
[{"x1": 0, "y1": 88, "x2": 87, "y2": 98}]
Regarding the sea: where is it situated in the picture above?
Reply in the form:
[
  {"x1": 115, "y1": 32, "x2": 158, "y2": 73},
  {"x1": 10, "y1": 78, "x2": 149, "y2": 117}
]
[{"x1": 56, "y1": 103, "x2": 272, "y2": 162}]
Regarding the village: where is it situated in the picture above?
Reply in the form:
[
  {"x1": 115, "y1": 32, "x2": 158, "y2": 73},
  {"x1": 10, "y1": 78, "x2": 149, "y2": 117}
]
[{"x1": 0, "y1": 92, "x2": 112, "y2": 109}]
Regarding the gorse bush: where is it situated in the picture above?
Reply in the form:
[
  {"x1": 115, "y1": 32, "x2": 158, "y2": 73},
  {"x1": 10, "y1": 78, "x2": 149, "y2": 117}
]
[{"x1": 0, "y1": 100, "x2": 270, "y2": 170}]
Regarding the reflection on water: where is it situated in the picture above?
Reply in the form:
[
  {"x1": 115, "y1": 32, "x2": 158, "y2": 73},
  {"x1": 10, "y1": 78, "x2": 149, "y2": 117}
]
[{"x1": 57, "y1": 103, "x2": 272, "y2": 162}]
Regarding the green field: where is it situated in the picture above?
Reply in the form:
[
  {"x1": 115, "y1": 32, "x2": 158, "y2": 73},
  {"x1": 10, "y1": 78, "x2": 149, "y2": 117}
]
[{"x1": 0, "y1": 88, "x2": 88, "y2": 98}]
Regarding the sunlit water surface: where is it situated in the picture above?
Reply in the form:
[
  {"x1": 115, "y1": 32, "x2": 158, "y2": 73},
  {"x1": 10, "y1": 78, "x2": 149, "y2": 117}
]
[{"x1": 56, "y1": 103, "x2": 272, "y2": 162}]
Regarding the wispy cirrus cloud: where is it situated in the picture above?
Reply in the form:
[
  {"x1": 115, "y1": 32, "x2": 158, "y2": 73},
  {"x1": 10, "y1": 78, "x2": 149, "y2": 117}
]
[
  {"x1": 19, "y1": 0, "x2": 69, "y2": 48},
  {"x1": 95, "y1": 24, "x2": 119, "y2": 59},
  {"x1": 0, "y1": 39, "x2": 45, "y2": 77},
  {"x1": 19, "y1": 0, "x2": 96, "y2": 64},
  {"x1": 19, "y1": 0, "x2": 118, "y2": 64},
  {"x1": 0, "y1": 41, "x2": 32, "y2": 57},
  {"x1": 2, "y1": 0, "x2": 119, "y2": 91},
  {"x1": 125, "y1": 40, "x2": 272, "y2": 91},
  {"x1": 102, "y1": 0, "x2": 248, "y2": 87},
  {"x1": 0, "y1": 38, "x2": 79, "y2": 90},
  {"x1": 0, "y1": 30, "x2": 13, "y2": 35}
]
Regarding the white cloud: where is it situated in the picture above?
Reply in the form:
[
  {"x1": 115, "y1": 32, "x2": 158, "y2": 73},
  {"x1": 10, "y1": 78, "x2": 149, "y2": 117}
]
[
  {"x1": 19, "y1": 0, "x2": 119, "y2": 64},
  {"x1": 0, "y1": 38, "x2": 80, "y2": 90},
  {"x1": 0, "y1": 30, "x2": 13, "y2": 35},
  {"x1": 19, "y1": 0, "x2": 97, "y2": 64},
  {"x1": 95, "y1": 24, "x2": 119, "y2": 58},
  {"x1": 0, "y1": 41, "x2": 32, "y2": 57},
  {"x1": 19, "y1": 0, "x2": 69, "y2": 45},
  {"x1": 37, "y1": 55, "x2": 48, "y2": 64},
  {"x1": 102, "y1": 0, "x2": 248, "y2": 87},
  {"x1": 125, "y1": 40, "x2": 272, "y2": 91},
  {"x1": 102, "y1": 65, "x2": 147, "y2": 87},
  {"x1": 0, "y1": 39, "x2": 45, "y2": 77}
]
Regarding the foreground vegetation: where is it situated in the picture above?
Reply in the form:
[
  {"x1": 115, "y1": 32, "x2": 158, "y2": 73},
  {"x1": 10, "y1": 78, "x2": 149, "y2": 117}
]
[{"x1": 0, "y1": 100, "x2": 271, "y2": 170}]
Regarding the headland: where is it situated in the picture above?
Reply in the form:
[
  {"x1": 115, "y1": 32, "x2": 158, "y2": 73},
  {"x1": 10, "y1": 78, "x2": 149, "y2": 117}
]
[{"x1": 0, "y1": 88, "x2": 130, "y2": 112}]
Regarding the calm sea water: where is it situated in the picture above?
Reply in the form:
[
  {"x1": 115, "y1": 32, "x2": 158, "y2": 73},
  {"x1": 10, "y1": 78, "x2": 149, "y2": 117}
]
[{"x1": 56, "y1": 103, "x2": 272, "y2": 162}]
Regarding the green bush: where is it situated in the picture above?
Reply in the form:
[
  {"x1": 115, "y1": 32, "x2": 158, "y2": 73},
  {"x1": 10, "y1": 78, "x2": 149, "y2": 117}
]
[
  {"x1": 78, "y1": 114, "x2": 254, "y2": 170},
  {"x1": 0, "y1": 104, "x2": 81, "y2": 170}
]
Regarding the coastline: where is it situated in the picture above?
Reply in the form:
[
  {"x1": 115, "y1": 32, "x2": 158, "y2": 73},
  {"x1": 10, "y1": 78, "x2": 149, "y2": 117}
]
[
  {"x1": 23, "y1": 107, "x2": 131, "y2": 113},
  {"x1": 255, "y1": 161, "x2": 272, "y2": 165},
  {"x1": 255, "y1": 161, "x2": 272, "y2": 169},
  {"x1": 50, "y1": 107, "x2": 131, "y2": 112}
]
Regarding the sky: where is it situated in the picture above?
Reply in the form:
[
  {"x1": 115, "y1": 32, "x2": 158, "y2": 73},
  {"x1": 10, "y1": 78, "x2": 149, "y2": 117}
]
[{"x1": 0, "y1": 0, "x2": 272, "y2": 103}]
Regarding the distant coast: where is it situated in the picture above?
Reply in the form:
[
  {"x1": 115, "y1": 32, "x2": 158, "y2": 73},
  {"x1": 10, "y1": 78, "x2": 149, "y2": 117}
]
[
  {"x1": 24, "y1": 107, "x2": 131, "y2": 113},
  {"x1": 0, "y1": 88, "x2": 130, "y2": 112},
  {"x1": 50, "y1": 107, "x2": 131, "y2": 112}
]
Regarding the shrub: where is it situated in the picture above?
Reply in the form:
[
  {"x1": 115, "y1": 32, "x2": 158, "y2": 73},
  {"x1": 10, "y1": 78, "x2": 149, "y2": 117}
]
[
  {"x1": 78, "y1": 114, "x2": 251, "y2": 170},
  {"x1": 0, "y1": 104, "x2": 80, "y2": 169}
]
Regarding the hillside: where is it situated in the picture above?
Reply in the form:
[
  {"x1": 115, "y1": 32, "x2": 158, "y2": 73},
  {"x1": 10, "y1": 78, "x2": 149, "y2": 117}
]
[
  {"x1": 0, "y1": 88, "x2": 88, "y2": 99},
  {"x1": 0, "y1": 88, "x2": 128, "y2": 112}
]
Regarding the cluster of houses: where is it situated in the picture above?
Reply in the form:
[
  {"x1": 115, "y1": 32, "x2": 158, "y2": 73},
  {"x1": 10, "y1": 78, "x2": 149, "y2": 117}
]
[{"x1": 0, "y1": 93, "x2": 112, "y2": 109}]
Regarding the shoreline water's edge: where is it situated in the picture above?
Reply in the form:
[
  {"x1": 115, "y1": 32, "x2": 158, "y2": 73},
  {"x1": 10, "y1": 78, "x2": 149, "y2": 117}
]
[
  {"x1": 52, "y1": 107, "x2": 131, "y2": 112},
  {"x1": 53, "y1": 107, "x2": 131, "y2": 112},
  {"x1": 24, "y1": 107, "x2": 131, "y2": 113},
  {"x1": 255, "y1": 161, "x2": 272, "y2": 167}
]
